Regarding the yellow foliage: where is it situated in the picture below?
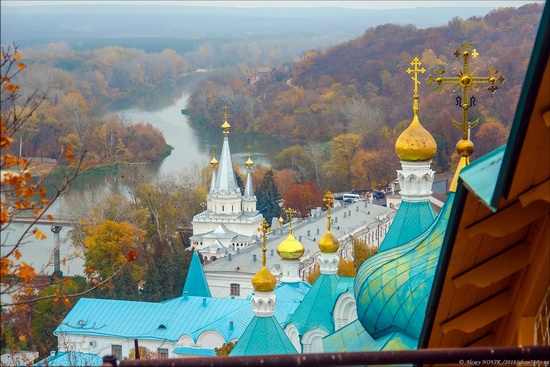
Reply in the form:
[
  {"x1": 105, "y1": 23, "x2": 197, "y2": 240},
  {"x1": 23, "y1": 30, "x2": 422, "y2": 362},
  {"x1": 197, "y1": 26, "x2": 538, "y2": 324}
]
[
  {"x1": 306, "y1": 264, "x2": 320, "y2": 285},
  {"x1": 338, "y1": 258, "x2": 356, "y2": 277}
]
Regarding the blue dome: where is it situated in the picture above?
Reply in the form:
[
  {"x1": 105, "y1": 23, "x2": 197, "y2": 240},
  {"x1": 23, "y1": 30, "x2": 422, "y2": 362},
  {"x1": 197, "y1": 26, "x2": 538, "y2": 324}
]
[{"x1": 354, "y1": 194, "x2": 454, "y2": 339}]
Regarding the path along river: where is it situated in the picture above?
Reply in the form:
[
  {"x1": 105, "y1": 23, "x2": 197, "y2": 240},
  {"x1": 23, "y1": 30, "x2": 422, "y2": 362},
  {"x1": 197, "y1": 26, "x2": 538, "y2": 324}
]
[{"x1": 2, "y1": 75, "x2": 288, "y2": 277}]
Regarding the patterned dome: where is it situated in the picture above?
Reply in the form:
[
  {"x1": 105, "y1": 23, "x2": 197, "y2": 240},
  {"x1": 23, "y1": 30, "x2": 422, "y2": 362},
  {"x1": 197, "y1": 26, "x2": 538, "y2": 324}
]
[
  {"x1": 354, "y1": 194, "x2": 453, "y2": 339},
  {"x1": 277, "y1": 233, "x2": 304, "y2": 260},
  {"x1": 318, "y1": 231, "x2": 339, "y2": 253},
  {"x1": 395, "y1": 115, "x2": 437, "y2": 161}
]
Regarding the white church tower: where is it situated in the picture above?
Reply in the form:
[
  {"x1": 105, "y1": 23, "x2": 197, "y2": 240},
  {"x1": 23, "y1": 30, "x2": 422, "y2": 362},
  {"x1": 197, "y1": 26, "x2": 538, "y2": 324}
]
[{"x1": 191, "y1": 107, "x2": 264, "y2": 261}]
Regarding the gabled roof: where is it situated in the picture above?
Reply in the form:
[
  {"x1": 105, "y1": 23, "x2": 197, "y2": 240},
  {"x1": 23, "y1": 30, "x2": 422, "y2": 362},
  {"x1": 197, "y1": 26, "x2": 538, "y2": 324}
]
[
  {"x1": 379, "y1": 200, "x2": 436, "y2": 252},
  {"x1": 229, "y1": 316, "x2": 297, "y2": 356},
  {"x1": 288, "y1": 274, "x2": 354, "y2": 335},
  {"x1": 183, "y1": 250, "x2": 212, "y2": 298},
  {"x1": 420, "y1": 4, "x2": 549, "y2": 348},
  {"x1": 56, "y1": 296, "x2": 249, "y2": 342},
  {"x1": 32, "y1": 352, "x2": 102, "y2": 367},
  {"x1": 355, "y1": 194, "x2": 454, "y2": 340}
]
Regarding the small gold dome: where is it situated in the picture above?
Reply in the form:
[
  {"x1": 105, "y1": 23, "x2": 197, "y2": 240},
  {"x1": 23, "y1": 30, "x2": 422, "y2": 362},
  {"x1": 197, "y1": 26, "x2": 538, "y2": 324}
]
[
  {"x1": 221, "y1": 120, "x2": 231, "y2": 134},
  {"x1": 277, "y1": 233, "x2": 304, "y2": 260},
  {"x1": 210, "y1": 156, "x2": 218, "y2": 168},
  {"x1": 395, "y1": 116, "x2": 437, "y2": 161},
  {"x1": 318, "y1": 231, "x2": 339, "y2": 253},
  {"x1": 246, "y1": 157, "x2": 254, "y2": 169},
  {"x1": 252, "y1": 266, "x2": 277, "y2": 292},
  {"x1": 456, "y1": 139, "x2": 474, "y2": 157}
]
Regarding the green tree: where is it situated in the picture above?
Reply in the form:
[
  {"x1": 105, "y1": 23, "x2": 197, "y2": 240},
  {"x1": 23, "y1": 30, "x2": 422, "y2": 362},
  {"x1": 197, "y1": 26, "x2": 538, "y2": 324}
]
[
  {"x1": 353, "y1": 238, "x2": 377, "y2": 270},
  {"x1": 215, "y1": 342, "x2": 235, "y2": 356},
  {"x1": 256, "y1": 169, "x2": 281, "y2": 226}
]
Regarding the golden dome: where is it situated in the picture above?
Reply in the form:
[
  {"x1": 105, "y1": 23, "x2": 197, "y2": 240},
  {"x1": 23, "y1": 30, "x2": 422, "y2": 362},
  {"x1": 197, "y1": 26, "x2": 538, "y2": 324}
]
[
  {"x1": 252, "y1": 266, "x2": 277, "y2": 292},
  {"x1": 456, "y1": 139, "x2": 474, "y2": 157},
  {"x1": 221, "y1": 120, "x2": 231, "y2": 134},
  {"x1": 318, "y1": 231, "x2": 339, "y2": 253},
  {"x1": 277, "y1": 233, "x2": 304, "y2": 260},
  {"x1": 210, "y1": 156, "x2": 218, "y2": 168},
  {"x1": 395, "y1": 115, "x2": 437, "y2": 161},
  {"x1": 246, "y1": 157, "x2": 254, "y2": 169}
]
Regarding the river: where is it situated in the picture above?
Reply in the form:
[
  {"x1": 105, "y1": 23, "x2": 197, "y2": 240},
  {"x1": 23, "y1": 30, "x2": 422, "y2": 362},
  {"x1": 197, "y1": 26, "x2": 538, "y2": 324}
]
[{"x1": 2, "y1": 75, "x2": 288, "y2": 279}]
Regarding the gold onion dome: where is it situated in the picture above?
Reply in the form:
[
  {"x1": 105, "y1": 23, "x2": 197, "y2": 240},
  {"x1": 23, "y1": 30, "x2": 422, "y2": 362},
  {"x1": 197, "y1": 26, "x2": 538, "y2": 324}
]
[
  {"x1": 395, "y1": 115, "x2": 437, "y2": 161},
  {"x1": 246, "y1": 157, "x2": 254, "y2": 169},
  {"x1": 318, "y1": 231, "x2": 339, "y2": 253},
  {"x1": 277, "y1": 233, "x2": 305, "y2": 260},
  {"x1": 252, "y1": 266, "x2": 277, "y2": 292},
  {"x1": 210, "y1": 156, "x2": 218, "y2": 168}
]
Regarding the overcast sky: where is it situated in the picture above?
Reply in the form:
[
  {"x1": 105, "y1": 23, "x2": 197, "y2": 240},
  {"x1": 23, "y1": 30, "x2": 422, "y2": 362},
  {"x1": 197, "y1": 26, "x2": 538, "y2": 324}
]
[{"x1": 1, "y1": 0, "x2": 545, "y2": 8}]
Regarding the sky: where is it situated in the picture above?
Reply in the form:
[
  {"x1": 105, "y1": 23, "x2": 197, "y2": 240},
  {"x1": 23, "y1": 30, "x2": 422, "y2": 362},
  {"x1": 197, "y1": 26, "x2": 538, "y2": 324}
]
[{"x1": 1, "y1": 0, "x2": 545, "y2": 8}]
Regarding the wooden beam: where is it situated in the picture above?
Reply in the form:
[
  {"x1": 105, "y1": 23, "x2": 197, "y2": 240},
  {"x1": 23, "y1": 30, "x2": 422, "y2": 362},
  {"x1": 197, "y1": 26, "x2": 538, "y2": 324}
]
[
  {"x1": 465, "y1": 333, "x2": 495, "y2": 347},
  {"x1": 519, "y1": 179, "x2": 550, "y2": 207},
  {"x1": 452, "y1": 241, "x2": 529, "y2": 289},
  {"x1": 466, "y1": 201, "x2": 548, "y2": 238},
  {"x1": 441, "y1": 290, "x2": 512, "y2": 334}
]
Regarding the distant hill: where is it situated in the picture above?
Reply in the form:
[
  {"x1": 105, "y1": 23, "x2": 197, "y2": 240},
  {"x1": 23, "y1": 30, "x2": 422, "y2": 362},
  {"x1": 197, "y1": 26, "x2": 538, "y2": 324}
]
[{"x1": 1, "y1": 4, "x2": 497, "y2": 50}]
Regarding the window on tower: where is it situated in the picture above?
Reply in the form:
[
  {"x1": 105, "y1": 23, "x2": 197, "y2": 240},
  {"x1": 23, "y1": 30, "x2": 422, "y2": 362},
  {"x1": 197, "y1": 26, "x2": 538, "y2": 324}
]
[{"x1": 230, "y1": 283, "x2": 240, "y2": 296}]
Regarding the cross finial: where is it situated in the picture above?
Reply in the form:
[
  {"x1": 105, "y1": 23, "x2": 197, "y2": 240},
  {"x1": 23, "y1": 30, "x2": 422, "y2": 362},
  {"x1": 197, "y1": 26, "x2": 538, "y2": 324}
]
[
  {"x1": 284, "y1": 208, "x2": 298, "y2": 235},
  {"x1": 323, "y1": 191, "x2": 334, "y2": 232},
  {"x1": 426, "y1": 42, "x2": 506, "y2": 158},
  {"x1": 257, "y1": 219, "x2": 272, "y2": 267},
  {"x1": 221, "y1": 106, "x2": 231, "y2": 134},
  {"x1": 211, "y1": 144, "x2": 217, "y2": 157},
  {"x1": 406, "y1": 57, "x2": 426, "y2": 97},
  {"x1": 223, "y1": 105, "x2": 229, "y2": 120}
]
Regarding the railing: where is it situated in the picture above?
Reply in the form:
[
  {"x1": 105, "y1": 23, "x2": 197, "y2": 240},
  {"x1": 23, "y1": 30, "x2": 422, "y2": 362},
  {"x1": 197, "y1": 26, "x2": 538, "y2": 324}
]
[{"x1": 120, "y1": 346, "x2": 550, "y2": 366}]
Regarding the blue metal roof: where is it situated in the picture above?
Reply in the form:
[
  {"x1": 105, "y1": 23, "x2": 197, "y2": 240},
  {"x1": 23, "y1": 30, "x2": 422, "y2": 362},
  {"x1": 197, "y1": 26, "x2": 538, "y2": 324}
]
[
  {"x1": 229, "y1": 316, "x2": 297, "y2": 356},
  {"x1": 355, "y1": 194, "x2": 454, "y2": 340},
  {"x1": 32, "y1": 352, "x2": 102, "y2": 367},
  {"x1": 183, "y1": 250, "x2": 212, "y2": 297},
  {"x1": 56, "y1": 296, "x2": 249, "y2": 342},
  {"x1": 379, "y1": 201, "x2": 436, "y2": 252},
  {"x1": 288, "y1": 274, "x2": 354, "y2": 335},
  {"x1": 173, "y1": 347, "x2": 216, "y2": 356},
  {"x1": 273, "y1": 281, "x2": 311, "y2": 303}
]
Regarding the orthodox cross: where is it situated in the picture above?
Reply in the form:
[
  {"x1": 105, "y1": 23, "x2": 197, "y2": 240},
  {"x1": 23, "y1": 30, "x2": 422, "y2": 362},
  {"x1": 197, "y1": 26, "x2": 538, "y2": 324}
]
[
  {"x1": 245, "y1": 144, "x2": 254, "y2": 169},
  {"x1": 407, "y1": 57, "x2": 426, "y2": 114},
  {"x1": 247, "y1": 144, "x2": 252, "y2": 157},
  {"x1": 221, "y1": 105, "x2": 231, "y2": 134},
  {"x1": 426, "y1": 42, "x2": 506, "y2": 141},
  {"x1": 222, "y1": 105, "x2": 229, "y2": 119},
  {"x1": 257, "y1": 219, "x2": 272, "y2": 266},
  {"x1": 285, "y1": 208, "x2": 298, "y2": 234},
  {"x1": 323, "y1": 191, "x2": 334, "y2": 232}
]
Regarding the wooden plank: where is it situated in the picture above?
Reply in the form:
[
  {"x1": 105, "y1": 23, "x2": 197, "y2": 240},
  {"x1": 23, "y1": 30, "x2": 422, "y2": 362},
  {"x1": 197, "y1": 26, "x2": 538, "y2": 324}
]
[{"x1": 441, "y1": 290, "x2": 512, "y2": 334}]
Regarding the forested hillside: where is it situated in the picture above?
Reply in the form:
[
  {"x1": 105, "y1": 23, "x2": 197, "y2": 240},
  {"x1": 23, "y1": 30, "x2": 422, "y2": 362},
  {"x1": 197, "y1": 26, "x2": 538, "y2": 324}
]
[{"x1": 186, "y1": 4, "x2": 543, "y2": 191}]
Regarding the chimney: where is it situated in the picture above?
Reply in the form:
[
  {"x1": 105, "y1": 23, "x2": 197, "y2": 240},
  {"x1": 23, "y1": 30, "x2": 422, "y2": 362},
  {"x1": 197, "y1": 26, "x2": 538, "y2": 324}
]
[
  {"x1": 349, "y1": 210, "x2": 352, "y2": 216},
  {"x1": 299, "y1": 236, "x2": 302, "y2": 242},
  {"x1": 317, "y1": 228, "x2": 320, "y2": 235},
  {"x1": 344, "y1": 212, "x2": 347, "y2": 218},
  {"x1": 237, "y1": 248, "x2": 240, "y2": 254},
  {"x1": 356, "y1": 206, "x2": 359, "y2": 211},
  {"x1": 271, "y1": 249, "x2": 274, "y2": 256},
  {"x1": 307, "y1": 230, "x2": 310, "y2": 237},
  {"x1": 229, "y1": 321, "x2": 234, "y2": 330},
  {"x1": 253, "y1": 254, "x2": 257, "y2": 262},
  {"x1": 202, "y1": 298, "x2": 207, "y2": 307},
  {"x1": 335, "y1": 217, "x2": 338, "y2": 223},
  {"x1": 228, "y1": 253, "x2": 232, "y2": 261},
  {"x1": 183, "y1": 291, "x2": 188, "y2": 300}
]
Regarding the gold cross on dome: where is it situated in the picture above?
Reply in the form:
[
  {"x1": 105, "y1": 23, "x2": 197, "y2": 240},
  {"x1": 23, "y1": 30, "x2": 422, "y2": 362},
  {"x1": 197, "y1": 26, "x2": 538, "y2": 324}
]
[
  {"x1": 257, "y1": 219, "x2": 272, "y2": 266},
  {"x1": 323, "y1": 191, "x2": 334, "y2": 231},
  {"x1": 222, "y1": 105, "x2": 229, "y2": 119},
  {"x1": 406, "y1": 57, "x2": 426, "y2": 97},
  {"x1": 426, "y1": 42, "x2": 506, "y2": 141},
  {"x1": 284, "y1": 208, "x2": 298, "y2": 234}
]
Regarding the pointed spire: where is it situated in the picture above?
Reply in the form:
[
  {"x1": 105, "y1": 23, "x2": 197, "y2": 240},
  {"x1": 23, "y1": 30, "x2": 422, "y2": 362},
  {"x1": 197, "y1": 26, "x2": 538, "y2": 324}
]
[
  {"x1": 183, "y1": 249, "x2": 211, "y2": 298},
  {"x1": 214, "y1": 107, "x2": 239, "y2": 194},
  {"x1": 244, "y1": 144, "x2": 255, "y2": 198}
]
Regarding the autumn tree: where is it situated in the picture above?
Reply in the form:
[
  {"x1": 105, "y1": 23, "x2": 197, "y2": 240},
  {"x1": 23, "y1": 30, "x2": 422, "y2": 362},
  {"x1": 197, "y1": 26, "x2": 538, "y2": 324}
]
[
  {"x1": 283, "y1": 182, "x2": 323, "y2": 218},
  {"x1": 325, "y1": 134, "x2": 362, "y2": 191},
  {"x1": 306, "y1": 264, "x2": 320, "y2": 285},
  {"x1": 353, "y1": 238, "x2": 377, "y2": 270},
  {"x1": 215, "y1": 342, "x2": 235, "y2": 356},
  {"x1": 337, "y1": 258, "x2": 356, "y2": 277}
]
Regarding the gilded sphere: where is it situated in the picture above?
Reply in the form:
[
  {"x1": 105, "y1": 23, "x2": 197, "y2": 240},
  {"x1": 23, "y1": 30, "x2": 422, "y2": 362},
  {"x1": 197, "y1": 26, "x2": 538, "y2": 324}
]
[
  {"x1": 460, "y1": 75, "x2": 472, "y2": 87},
  {"x1": 456, "y1": 139, "x2": 475, "y2": 157},
  {"x1": 395, "y1": 117, "x2": 437, "y2": 161},
  {"x1": 277, "y1": 233, "x2": 305, "y2": 260},
  {"x1": 318, "y1": 231, "x2": 339, "y2": 253},
  {"x1": 463, "y1": 50, "x2": 470, "y2": 58},
  {"x1": 252, "y1": 266, "x2": 277, "y2": 292},
  {"x1": 489, "y1": 76, "x2": 497, "y2": 84}
]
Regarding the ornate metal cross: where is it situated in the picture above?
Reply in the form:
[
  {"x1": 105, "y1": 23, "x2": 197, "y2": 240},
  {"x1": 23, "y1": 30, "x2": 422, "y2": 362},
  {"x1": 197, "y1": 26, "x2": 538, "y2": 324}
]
[
  {"x1": 257, "y1": 219, "x2": 272, "y2": 266},
  {"x1": 323, "y1": 191, "x2": 334, "y2": 232},
  {"x1": 407, "y1": 57, "x2": 426, "y2": 97},
  {"x1": 426, "y1": 42, "x2": 506, "y2": 141},
  {"x1": 285, "y1": 208, "x2": 298, "y2": 234},
  {"x1": 222, "y1": 105, "x2": 229, "y2": 119}
]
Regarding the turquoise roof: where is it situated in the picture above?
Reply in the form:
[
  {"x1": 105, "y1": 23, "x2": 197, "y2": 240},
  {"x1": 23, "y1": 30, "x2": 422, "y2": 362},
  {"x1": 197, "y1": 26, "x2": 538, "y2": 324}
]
[
  {"x1": 288, "y1": 274, "x2": 354, "y2": 335},
  {"x1": 323, "y1": 320, "x2": 418, "y2": 352},
  {"x1": 183, "y1": 249, "x2": 212, "y2": 297},
  {"x1": 274, "y1": 282, "x2": 311, "y2": 302},
  {"x1": 56, "y1": 296, "x2": 249, "y2": 342},
  {"x1": 379, "y1": 201, "x2": 436, "y2": 252},
  {"x1": 459, "y1": 145, "x2": 505, "y2": 212},
  {"x1": 32, "y1": 352, "x2": 102, "y2": 367},
  {"x1": 229, "y1": 316, "x2": 297, "y2": 356},
  {"x1": 355, "y1": 194, "x2": 454, "y2": 340},
  {"x1": 322, "y1": 320, "x2": 374, "y2": 352},
  {"x1": 173, "y1": 347, "x2": 216, "y2": 356}
]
